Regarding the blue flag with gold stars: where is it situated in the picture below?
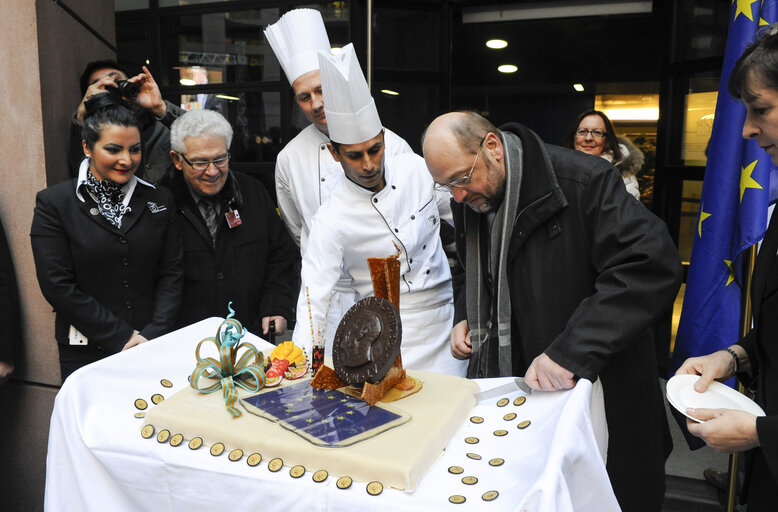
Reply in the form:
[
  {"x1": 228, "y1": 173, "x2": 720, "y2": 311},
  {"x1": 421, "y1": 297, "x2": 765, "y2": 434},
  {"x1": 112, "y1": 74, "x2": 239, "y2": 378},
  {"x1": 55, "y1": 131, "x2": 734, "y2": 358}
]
[{"x1": 672, "y1": 1, "x2": 777, "y2": 378}]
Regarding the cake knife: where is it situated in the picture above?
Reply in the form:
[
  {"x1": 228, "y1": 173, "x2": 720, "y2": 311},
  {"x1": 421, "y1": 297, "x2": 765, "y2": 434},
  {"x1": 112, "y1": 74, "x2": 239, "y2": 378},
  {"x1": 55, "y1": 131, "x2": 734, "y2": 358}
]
[{"x1": 475, "y1": 377, "x2": 532, "y2": 402}]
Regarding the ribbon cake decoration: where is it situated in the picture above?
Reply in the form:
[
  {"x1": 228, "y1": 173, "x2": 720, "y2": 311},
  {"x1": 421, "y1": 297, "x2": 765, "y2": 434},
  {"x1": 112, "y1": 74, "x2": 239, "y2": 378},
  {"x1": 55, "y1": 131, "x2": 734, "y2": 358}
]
[{"x1": 190, "y1": 303, "x2": 267, "y2": 417}]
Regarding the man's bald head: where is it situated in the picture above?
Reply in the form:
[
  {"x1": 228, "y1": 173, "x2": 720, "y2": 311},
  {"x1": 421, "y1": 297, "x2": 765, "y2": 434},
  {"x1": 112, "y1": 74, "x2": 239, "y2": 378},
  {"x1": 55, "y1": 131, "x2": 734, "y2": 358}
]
[{"x1": 423, "y1": 111, "x2": 506, "y2": 214}]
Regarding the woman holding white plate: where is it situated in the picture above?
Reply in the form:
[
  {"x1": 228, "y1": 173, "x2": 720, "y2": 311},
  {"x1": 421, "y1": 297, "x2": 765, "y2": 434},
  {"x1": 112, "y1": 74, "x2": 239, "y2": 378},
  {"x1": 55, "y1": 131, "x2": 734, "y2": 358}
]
[{"x1": 676, "y1": 26, "x2": 778, "y2": 511}]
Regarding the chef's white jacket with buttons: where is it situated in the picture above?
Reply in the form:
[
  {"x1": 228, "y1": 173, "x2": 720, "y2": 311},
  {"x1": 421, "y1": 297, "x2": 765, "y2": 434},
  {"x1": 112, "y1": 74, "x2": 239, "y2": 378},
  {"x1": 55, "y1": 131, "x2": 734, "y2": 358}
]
[{"x1": 293, "y1": 152, "x2": 467, "y2": 377}]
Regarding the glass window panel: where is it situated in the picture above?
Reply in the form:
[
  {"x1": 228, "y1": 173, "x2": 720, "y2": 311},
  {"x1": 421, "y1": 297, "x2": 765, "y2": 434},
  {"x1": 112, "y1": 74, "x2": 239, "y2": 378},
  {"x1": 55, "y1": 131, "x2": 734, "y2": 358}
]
[
  {"x1": 673, "y1": 1, "x2": 729, "y2": 62},
  {"x1": 679, "y1": 180, "x2": 703, "y2": 263},
  {"x1": 116, "y1": 0, "x2": 148, "y2": 11},
  {"x1": 374, "y1": 82, "x2": 440, "y2": 153},
  {"x1": 159, "y1": 9, "x2": 280, "y2": 87},
  {"x1": 682, "y1": 74, "x2": 720, "y2": 166},
  {"x1": 178, "y1": 91, "x2": 281, "y2": 164},
  {"x1": 374, "y1": 7, "x2": 440, "y2": 71}
]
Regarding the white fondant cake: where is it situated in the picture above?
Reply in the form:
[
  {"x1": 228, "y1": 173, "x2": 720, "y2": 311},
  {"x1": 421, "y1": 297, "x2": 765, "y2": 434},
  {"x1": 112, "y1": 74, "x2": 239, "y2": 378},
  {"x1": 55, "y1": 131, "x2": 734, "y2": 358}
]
[{"x1": 143, "y1": 371, "x2": 477, "y2": 491}]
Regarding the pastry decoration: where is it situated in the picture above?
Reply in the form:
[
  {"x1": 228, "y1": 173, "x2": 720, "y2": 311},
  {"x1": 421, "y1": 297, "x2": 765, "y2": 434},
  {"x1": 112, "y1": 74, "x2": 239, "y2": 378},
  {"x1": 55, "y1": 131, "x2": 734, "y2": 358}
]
[
  {"x1": 189, "y1": 303, "x2": 267, "y2": 417},
  {"x1": 265, "y1": 341, "x2": 308, "y2": 387},
  {"x1": 309, "y1": 246, "x2": 423, "y2": 406}
]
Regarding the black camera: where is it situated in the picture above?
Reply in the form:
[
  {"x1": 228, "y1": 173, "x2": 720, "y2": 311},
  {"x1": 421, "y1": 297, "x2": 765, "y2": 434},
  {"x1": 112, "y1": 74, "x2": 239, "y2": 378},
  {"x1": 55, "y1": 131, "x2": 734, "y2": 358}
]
[{"x1": 109, "y1": 79, "x2": 140, "y2": 99}]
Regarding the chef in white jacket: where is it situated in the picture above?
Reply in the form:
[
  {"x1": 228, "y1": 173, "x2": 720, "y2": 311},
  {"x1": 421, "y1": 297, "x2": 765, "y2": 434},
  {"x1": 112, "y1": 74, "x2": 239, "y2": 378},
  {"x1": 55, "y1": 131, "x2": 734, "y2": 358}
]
[
  {"x1": 292, "y1": 43, "x2": 466, "y2": 377},
  {"x1": 265, "y1": 9, "x2": 412, "y2": 347}
]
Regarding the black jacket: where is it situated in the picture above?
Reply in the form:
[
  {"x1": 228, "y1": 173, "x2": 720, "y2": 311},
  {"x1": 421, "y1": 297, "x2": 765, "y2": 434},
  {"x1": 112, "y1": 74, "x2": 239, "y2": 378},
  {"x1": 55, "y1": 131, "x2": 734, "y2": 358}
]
[
  {"x1": 30, "y1": 179, "x2": 184, "y2": 359},
  {"x1": 160, "y1": 169, "x2": 299, "y2": 335},
  {"x1": 738, "y1": 206, "x2": 778, "y2": 509},
  {"x1": 452, "y1": 128, "x2": 682, "y2": 512}
]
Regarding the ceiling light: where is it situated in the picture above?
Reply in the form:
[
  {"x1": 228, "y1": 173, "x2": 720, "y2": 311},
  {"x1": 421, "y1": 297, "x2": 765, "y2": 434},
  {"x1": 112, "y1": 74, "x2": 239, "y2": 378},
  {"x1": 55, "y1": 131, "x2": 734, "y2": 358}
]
[
  {"x1": 145, "y1": 59, "x2": 150, "y2": 65},
  {"x1": 179, "y1": 78, "x2": 196, "y2": 86},
  {"x1": 486, "y1": 39, "x2": 508, "y2": 49},
  {"x1": 498, "y1": 64, "x2": 518, "y2": 74},
  {"x1": 573, "y1": 83, "x2": 584, "y2": 92},
  {"x1": 464, "y1": 1, "x2": 652, "y2": 23},
  {"x1": 381, "y1": 89, "x2": 399, "y2": 96},
  {"x1": 215, "y1": 94, "x2": 240, "y2": 101}
]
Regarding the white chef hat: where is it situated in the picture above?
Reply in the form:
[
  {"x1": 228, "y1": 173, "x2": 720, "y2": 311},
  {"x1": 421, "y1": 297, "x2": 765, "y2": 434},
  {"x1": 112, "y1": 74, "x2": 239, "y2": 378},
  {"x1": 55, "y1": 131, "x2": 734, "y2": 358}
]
[
  {"x1": 264, "y1": 9, "x2": 331, "y2": 86},
  {"x1": 318, "y1": 43, "x2": 382, "y2": 145}
]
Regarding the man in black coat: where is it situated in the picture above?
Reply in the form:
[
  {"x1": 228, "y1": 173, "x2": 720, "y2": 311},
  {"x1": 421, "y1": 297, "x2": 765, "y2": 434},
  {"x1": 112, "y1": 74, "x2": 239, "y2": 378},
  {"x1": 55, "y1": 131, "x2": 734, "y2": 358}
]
[
  {"x1": 160, "y1": 109, "x2": 299, "y2": 338},
  {"x1": 423, "y1": 111, "x2": 682, "y2": 511}
]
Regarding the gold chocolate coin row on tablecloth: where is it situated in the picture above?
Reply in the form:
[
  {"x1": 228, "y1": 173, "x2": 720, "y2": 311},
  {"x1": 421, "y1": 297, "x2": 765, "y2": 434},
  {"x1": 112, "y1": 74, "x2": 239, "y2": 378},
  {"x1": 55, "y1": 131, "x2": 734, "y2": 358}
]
[
  {"x1": 448, "y1": 394, "x2": 532, "y2": 504},
  {"x1": 139, "y1": 421, "x2": 387, "y2": 494}
]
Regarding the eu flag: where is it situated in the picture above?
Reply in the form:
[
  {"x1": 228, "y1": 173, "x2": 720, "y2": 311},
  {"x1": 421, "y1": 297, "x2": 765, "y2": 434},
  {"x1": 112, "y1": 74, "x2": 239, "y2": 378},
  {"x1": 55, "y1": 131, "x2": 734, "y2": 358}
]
[{"x1": 672, "y1": 1, "x2": 776, "y2": 378}]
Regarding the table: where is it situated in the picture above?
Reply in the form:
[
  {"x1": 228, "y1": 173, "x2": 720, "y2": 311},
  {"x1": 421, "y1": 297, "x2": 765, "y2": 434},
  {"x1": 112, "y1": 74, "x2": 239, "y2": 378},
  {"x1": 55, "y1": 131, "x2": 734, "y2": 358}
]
[{"x1": 45, "y1": 318, "x2": 619, "y2": 511}]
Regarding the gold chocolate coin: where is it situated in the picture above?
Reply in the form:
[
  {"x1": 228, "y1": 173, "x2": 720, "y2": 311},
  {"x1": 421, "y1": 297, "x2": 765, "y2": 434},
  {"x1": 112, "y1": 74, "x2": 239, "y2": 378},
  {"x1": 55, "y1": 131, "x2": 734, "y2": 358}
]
[
  {"x1": 494, "y1": 429, "x2": 508, "y2": 437},
  {"x1": 336, "y1": 476, "x2": 353, "y2": 489},
  {"x1": 448, "y1": 466, "x2": 464, "y2": 474},
  {"x1": 466, "y1": 453, "x2": 482, "y2": 460},
  {"x1": 134, "y1": 412, "x2": 146, "y2": 418},
  {"x1": 169, "y1": 434, "x2": 184, "y2": 447},
  {"x1": 151, "y1": 394, "x2": 164, "y2": 405},
  {"x1": 462, "y1": 476, "x2": 478, "y2": 485},
  {"x1": 210, "y1": 442, "x2": 225, "y2": 456},
  {"x1": 135, "y1": 398, "x2": 148, "y2": 410},
  {"x1": 140, "y1": 425, "x2": 154, "y2": 439},
  {"x1": 449, "y1": 495, "x2": 466, "y2": 504},
  {"x1": 290, "y1": 465, "x2": 305, "y2": 478},
  {"x1": 268, "y1": 458, "x2": 283, "y2": 472},
  {"x1": 228, "y1": 449, "x2": 243, "y2": 461},
  {"x1": 482, "y1": 490, "x2": 499, "y2": 502},
  {"x1": 517, "y1": 420, "x2": 531, "y2": 429},
  {"x1": 160, "y1": 379, "x2": 173, "y2": 388},
  {"x1": 496, "y1": 398, "x2": 509, "y2": 407},
  {"x1": 312, "y1": 470, "x2": 328, "y2": 482},
  {"x1": 503, "y1": 412, "x2": 517, "y2": 421},
  {"x1": 366, "y1": 481, "x2": 383, "y2": 496},
  {"x1": 247, "y1": 453, "x2": 262, "y2": 467},
  {"x1": 156, "y1": 429, "x2": 170, "y2": 443},
  {"x1": 469, "y1": 416, "x2": 484, "y2": 424},
  {"x1": 188, "y1": 437, "x2": 203, "y2": 450},
  {"x1": 465, "y1": 437, "x2": 479, "y2": 444},
  {"x1": 489, "y1": 458, "x2": 505, "y2": 467},
  {"x1": 514, "y1": 396, "x2": 526, "y2": 406}
]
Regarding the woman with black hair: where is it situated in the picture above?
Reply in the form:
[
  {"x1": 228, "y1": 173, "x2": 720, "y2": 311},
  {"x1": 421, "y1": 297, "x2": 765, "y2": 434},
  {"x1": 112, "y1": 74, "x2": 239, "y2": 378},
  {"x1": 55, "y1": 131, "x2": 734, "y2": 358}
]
[
  {"x1": 676, "y1": 26, "x2": 778, "y2": 510},
  {"x1": 562, "y1": 109, "x2": 644, "y2": 200},
  {"x1": 31, "y1": 95, "x2": 183, "y2": 382}
]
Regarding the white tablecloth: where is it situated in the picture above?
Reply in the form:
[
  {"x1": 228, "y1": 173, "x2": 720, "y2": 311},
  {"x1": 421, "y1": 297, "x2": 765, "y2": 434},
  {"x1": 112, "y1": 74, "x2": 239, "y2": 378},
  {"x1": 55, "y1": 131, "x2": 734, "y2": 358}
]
[{"x1": 44, "y1": 318, "x2": 619, "y2": 512}]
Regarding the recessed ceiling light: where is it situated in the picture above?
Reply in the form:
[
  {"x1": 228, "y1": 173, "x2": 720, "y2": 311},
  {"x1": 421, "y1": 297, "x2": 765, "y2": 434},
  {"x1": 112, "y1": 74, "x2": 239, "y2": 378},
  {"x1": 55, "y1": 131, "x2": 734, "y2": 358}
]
[
  {"x1": 331, "y1": 47, "x2": 342, "y2": 55},
  {"x1": 179, "y1": 78, "x2": 196, "y2": 86},
  {"x1": 498, "y1": 64, "x2": 518, "y2": 74},
  {"x1": 381, "y1": 89, "x2": 399, "y2": 96},
  {"x1": 486, "y1": 39, "x2": 508, "y2": 49},
  {"x1": 215, "y1": 94, "x2": 240, "y2": 101},
  {"x1": 145, "y1": 59, "x2": 150, "y2": 65},
  {"x1": 573, "y1": 83, "x2": 584, "y2": 92}
]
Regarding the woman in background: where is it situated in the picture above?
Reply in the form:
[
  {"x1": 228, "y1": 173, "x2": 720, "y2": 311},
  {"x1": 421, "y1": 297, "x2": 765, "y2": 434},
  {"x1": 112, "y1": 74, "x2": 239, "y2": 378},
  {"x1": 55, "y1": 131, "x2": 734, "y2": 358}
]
[
  {"x1": 562, "y1": 109, "x2": 644, "y2": 200},
  {"x1": 31, "y1": 94, "x2": 183, "y2": 382}
]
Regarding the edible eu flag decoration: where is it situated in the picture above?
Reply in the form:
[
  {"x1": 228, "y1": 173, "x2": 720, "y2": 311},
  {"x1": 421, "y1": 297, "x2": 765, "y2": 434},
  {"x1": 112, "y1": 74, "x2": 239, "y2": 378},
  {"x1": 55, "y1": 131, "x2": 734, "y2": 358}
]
[
  {"x1": 672, "y1": 1, "x2": 778, "y2": 381},
  {"x1": 241, "y1": 381, "x2": 410, "y2": 447}
]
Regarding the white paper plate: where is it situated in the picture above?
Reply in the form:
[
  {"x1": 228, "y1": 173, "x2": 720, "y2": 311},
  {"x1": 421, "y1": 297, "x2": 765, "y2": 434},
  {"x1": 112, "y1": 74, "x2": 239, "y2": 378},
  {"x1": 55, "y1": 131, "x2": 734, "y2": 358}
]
[{"x1": 666, "y1": 374, "x2": 765, "y2": 423}]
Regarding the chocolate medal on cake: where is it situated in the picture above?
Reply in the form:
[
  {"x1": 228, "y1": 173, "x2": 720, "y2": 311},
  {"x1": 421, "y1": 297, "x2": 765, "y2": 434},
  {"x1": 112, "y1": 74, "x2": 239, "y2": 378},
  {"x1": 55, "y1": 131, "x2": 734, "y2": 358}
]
[{"x1": 332, "y1": 297, "x2": 402, "y2": 385}]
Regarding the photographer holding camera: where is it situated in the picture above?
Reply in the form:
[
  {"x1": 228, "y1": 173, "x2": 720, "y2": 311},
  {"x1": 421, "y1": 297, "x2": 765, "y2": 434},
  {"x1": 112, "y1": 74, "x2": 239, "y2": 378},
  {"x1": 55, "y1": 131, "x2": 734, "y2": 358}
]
[{"x1": 68, "y1": 60, "x2": 184, "y2": 183}]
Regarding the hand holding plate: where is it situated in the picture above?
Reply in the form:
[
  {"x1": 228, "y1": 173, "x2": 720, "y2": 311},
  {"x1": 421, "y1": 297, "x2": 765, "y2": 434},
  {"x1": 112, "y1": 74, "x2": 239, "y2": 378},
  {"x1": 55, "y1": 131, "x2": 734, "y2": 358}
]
[
  {"x1": 686, "y1": 408, "x2": 760, "y2": 453},
  {"x1": 675, "y1": 350, "x2": 734, "y2": 392}
]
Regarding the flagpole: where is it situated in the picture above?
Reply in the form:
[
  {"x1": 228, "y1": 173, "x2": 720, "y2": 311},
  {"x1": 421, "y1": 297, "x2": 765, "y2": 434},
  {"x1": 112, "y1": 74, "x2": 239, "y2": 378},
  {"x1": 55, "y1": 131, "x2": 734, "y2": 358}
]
[{"x1": 727, "y1": 243, "x2": 758, "y2": 511}]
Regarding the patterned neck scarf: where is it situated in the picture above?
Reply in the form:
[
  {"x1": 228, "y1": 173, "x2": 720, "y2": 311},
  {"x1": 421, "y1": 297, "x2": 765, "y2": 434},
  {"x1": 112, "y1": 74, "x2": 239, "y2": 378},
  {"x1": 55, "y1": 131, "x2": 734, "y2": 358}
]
[{"x1": 84, "y1": 169, "x2": 132, "y2": 228}]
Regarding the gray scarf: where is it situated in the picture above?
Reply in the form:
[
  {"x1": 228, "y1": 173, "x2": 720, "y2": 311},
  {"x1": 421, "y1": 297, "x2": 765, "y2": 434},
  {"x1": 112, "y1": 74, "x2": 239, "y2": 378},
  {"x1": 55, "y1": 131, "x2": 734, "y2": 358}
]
[{"x1": 465, "y1": 132, "x2": 523, "y2": 378}]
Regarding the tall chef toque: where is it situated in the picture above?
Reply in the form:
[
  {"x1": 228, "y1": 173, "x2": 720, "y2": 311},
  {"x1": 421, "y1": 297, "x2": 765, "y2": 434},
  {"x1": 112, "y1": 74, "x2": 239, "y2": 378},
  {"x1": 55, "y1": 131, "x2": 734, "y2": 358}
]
[
  {"x1": 264, "y1": 8, "x2": 331, "y2": 86},
  {"x1": 317, "y1": 43, "x2": 382, "y2": 145}
]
